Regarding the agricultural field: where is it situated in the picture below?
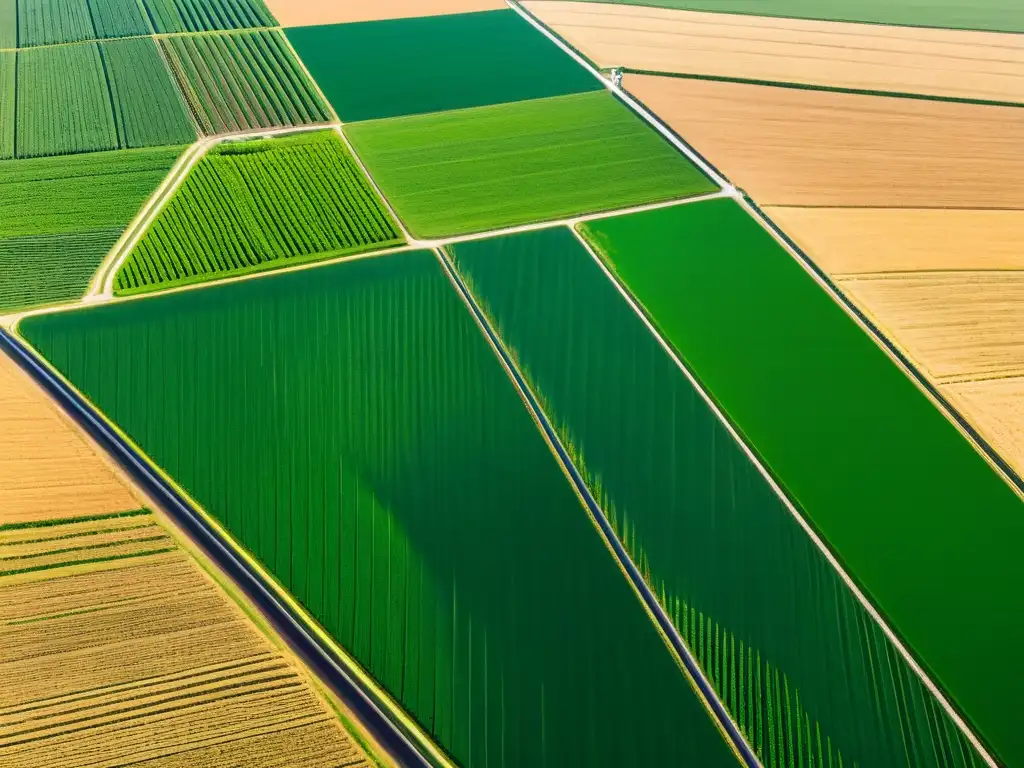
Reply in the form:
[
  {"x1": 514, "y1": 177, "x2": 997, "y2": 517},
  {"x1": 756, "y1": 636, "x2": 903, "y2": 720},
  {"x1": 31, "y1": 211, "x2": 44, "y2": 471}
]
[
  {"x1": 525, "y1": 1, "x2": 1024, "y2": 103},
  {"x1": 11, "y1": 39, "x2": 195, "y2": 159},
  {"x1": 10, "y1": 0, "x2": 152, "y2": 46},
  {"x1": 143, "y1": 0, "x2": 275, "y2": 33},
  {"x1": 579, "y1": 197, "x2": 1024, "y2": 767},
  {"x1": 287, "y1": 9, "x2": 602, "y2": 122},
  {"x1": 450, "y1": 226, "x2": 985, "y2": 768},
  {"x1": 115, "y1": 131, "x2": 403, "y2": 295},
  {"x1": 161, "y1": 30, "x2": 333, "y2": 135},
  {"x1": 0, "y1": 146, "x2": 185, "y2": 313},
  {"x1": 534, "y1": 0, "x2": 1024, "y2": 33},
  {"x1": 345, "y1": 91, "x2": 717, "y2": 238},
  {"x1": 20, "y1": 251, "x2": 743, "y2": 768},
  {"x1": 623, "y1": 75, "x2": 1024, "y2": 208},
  {"x1": 0, "y1": 52, "x2": 12, "y2": 159},
  {"x1": 267, "y1": 0, "x2": 506, "y2": 26}
]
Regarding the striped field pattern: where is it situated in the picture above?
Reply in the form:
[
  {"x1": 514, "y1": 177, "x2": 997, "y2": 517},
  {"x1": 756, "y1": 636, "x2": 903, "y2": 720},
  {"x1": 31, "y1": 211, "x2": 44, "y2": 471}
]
[
  {"x1": 0, "y1": 51, "x2": 12, "y2": 160},
  {"x1": 144, "y1": 0, "x2": 275, "y2": 33},
  {"x1": 115, "y1": 131, "x2": 402, "y2": 294}
]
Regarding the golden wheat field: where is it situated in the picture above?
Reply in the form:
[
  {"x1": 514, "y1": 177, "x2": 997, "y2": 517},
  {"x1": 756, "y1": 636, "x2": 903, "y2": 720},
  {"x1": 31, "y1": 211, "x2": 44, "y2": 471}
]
[
  {"x1": 625, "y1": 74, "x2": 1024, "y2": 208},
  {"x1": 943, "y1": 377, "x2": 1024, "y2": 479},
  {"x1": 266, "y1": 0, "x2": 506, "y2": 27},
  {"x1": 526, "y1": 1, "x2": 1024, "y2": 103},
  {"x1": 765, "y1": 208, "x2": 1024, "y2": 276},
  {"x1": 840, "y1": 273, "x2": 1024, "y2": 382},
  {"x1": 0, "y1": 355, "x2": 138, "y2": 526},
  {"x1": 0, "y1": 514, "x2": 375, "y2": 768}
]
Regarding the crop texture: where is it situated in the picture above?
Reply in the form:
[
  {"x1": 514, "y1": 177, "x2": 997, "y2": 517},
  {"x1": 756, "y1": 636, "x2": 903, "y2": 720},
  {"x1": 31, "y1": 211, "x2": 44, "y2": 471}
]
[
  {"x1": 17, "y1": 0, "x2": 95, "y2": 46},
  {"x1": 22, "y1": 251, "x2": 740, "y2": 768},
  {"x1": 101, "y1": 37, "x2": 197, "y2": 149},
  {"x1": 115, "y1": 131, "x2": 403, "y2": 294},
  {"x1": 89, "y1": 0, "x2": 153, "y2": 38},
  {"x1": 580, "y1": 197, "x2": 1024, "y2": 768},
  {"x1": 286, "y1": 8, "x2": 602, "y2": 122},
  {"x1": 0, "y1": 1, "x2": 14, "y2": 48},
  {"x1": 15, "y1": 43, "x2": 118, "y2": 158},
  {"x1": 162, "y1": 31, "x2": 332, "y2": 135},
  {"x1": 346, "y1": 91, "x2": 716, "y2": 238},
  {"x1": 452, "y1": 226, "x2": 989, "y2": 768},
  {"x1": 0, "y1": 146, "x2": 183, "y2": 311},
  {"x1": 0, "y1": 52, "x2": 12, "y2": 159},
  {"x1": 144, "y1": 0, "x2": 275, "y2": 32}
]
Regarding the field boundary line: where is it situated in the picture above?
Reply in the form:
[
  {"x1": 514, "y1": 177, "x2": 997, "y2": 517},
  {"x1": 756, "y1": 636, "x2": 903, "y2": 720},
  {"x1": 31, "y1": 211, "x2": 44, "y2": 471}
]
[
  {"x1": 279, "y1": 30, "x2": 339, "y2": 124},
  {"x1": 571, "y1": 220, "x2": 1002, "y2": 768},
  {"x1": 435, "y1": 246, "x2": 761, "y2": 768},
  {"x1": 334, "y1": 126, "x2": 415, "y2": 243},
  {"x1": 0, "y1": 326, "x2": 453, "y2": 768},
  {"x1": 509, "y1": 1, "x2": 1005, "y2": 762}
]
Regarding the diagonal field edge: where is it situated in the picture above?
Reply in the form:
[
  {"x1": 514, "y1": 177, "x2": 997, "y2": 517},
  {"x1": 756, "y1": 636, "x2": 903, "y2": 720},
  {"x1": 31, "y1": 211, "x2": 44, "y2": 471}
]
[
  {"x1": 0, "y1": 327, "x2": 449, "y2": 768},
  {"x1": 507, "y1": 1, "x2": 1007, "y2": 765}
]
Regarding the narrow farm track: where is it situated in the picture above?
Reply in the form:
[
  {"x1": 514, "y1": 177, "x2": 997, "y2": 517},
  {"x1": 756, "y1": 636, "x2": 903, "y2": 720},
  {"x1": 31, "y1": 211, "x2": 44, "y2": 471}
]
[
  {"x1": 436, "y1": 247, "x2": 760, "y2": 768},
  {"x1": 0, "y1": 330, "x2": 444, "y2": 768}
]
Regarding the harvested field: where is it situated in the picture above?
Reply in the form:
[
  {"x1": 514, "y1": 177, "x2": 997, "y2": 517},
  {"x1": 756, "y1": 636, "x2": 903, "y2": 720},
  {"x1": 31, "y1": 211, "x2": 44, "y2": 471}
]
[
  {"x1": 346, "y1": 91, "x2": 716, "y2": 237},
  {"x1": 161, "y1": 30, "x2": 332, "y2": 135},
  {"x1": 267, "y1": 0, "x2": 506, "y2": 27},
  {"x1": 526, "y1": 1, "x2": 1024, "y2": 103},
  {"x1": 765, "y1": 208, "x2": 1024, "y2": 275},
  {"x1": 287, "y1": 9, "x2": 601, "y2": 122},
  {"x1": 0, "y1": 352, "x2": 138, "y2": 526},
  {"x1": 944, "y1": 377, "x2": 1024, "y2": 479},
  {"x1": 115, "y1": 131, "x2": 403, "y2": 295},
  {"x1": 841, "y1": 272, "x2": 1024, "y2": 382},
  {"x1": 625, "y1": 74, "x2": 1024, "y2": 208},
  {"x1": 0, "y1": 517, "x2": 374, "y2": 768}
]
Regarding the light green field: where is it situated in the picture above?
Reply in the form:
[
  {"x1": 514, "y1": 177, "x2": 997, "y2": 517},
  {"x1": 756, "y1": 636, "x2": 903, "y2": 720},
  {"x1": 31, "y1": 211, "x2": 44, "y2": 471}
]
[{"x1": 345, "y1": 91, "x2": 717, "y2": 238}]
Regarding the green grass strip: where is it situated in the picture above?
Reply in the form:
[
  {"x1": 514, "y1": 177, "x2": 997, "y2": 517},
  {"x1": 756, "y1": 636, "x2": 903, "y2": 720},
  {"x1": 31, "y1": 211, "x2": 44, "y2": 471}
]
[
  {"x1": 0, "y1": 508, "x2": 151, "y2": 532},
  {"x1": 0, "y1": 548, "x2": 175, "y2": 577}
]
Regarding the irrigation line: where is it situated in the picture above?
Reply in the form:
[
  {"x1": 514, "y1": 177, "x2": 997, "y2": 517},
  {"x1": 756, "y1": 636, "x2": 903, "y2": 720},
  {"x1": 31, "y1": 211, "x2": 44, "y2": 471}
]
[
  {"x1": 435, "y1": 247, "x2": 761, "y2": 768},
  {"x1": 0, "y1": 328, "x2": 449, "y2": 768}
]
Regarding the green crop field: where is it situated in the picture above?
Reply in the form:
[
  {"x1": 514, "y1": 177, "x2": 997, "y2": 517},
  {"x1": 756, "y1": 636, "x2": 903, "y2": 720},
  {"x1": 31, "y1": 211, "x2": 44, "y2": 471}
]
[
  {"x1": 115, "y1": 132, "x2": 403, "y2": 295},
  {"x1": 0, "y1": 51, "x2": 13, "y2": 159},
  {"x1": 16, "y1": 43, "x2": 119, "y2": 158},
  {"x1": 89, "y1": 0, "x2": 153, "y2": 38},
  {"x1": 580, "y1": 197, "x2": 1024, "y2": 768},
  {"x1": 0, "y1": 146, "x2": 184, "y2": 312},
  {"x1": 451, "y1": 226, "x2": 988, "y2": 768},
  {"x1": 0, "y1": 0, "x2": 14, "y2": 48},
  {"x1": 21, "y1": 251, "x2": 740, "y2": 768},
  {"x1": 161, "y1": 31, "x2": 332, "y2": 136},
  {"x1": 102, "y1": 37, "x2": 197, "y2": 149},
  {"x1": 346, "y1": 91, "x2": 716, "y2": 238},
  {"x1": 17, "y1": 0, "x2": 95, "y2": 47},
  {"x1": 287, "y1": 9, "x2": 603, "y2": 123},
  {"x1": 555, "y1": 0, "x2": 1024, "y2": 33},
  {"x1": 144, "y1": 0, "x2": 275, "y2": 33}
]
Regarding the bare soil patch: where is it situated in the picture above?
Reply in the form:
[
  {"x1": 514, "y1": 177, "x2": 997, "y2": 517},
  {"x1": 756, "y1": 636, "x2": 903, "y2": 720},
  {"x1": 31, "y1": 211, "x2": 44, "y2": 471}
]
[
  {"x1": 625, "y1": 74, "x2": 1024, "y2": 208},
  {"x1": 267, "y1": 0, "x2": 506, "y2": 27},
  {"x1": 527, "y1": 1, "x2": 1024, "y2": 103}
]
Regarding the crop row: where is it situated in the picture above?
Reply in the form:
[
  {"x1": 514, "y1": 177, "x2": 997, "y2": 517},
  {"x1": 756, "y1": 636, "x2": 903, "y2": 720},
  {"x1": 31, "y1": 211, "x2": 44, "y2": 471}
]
[
  {"x1": 161, "y1": 30, "x2": 332, "y2": 136},
  {"x1": 116, "y1": 131, "x2": 401, "y2": 294},
  {"x1": 22, "y1": 251, "x2": 743, "y2": 768},
  {"x1": 12, "y1": 37, "x2": 195, "y2": 159},
  {"x1": 5, "y1": 0, "x2": 276, "y2": 48}
]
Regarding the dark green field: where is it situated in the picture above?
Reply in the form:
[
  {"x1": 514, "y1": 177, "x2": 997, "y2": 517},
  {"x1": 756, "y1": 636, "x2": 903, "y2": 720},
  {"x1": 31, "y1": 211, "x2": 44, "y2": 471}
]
[
  {"x1": 286, "y1": 9, "x2": 602, "y2": 123},
  {"x1": 21, "y1": 251, "x2": 740, "y2": 768},
  {"x1": 581, "y1": 197, "x2": 1024, "y2": 768}
]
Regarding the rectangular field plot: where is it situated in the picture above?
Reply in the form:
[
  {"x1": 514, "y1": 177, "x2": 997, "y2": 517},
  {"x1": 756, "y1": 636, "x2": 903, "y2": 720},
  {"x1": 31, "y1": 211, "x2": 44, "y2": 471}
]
[
  {"x1": 0, "y1": 52, "x2": 12, "y2": 160},
  {"x1": 451, "y1": 226, "x2": 988, "y2": 768},
  {"x1": 21, "y1": 251, "x2": 739, "y2": 768},
  {"x1": 346, "y1": 91, "x2": 717, "y2": 238},
  {"x1": 143, "y1": 0, "x2": 275, "y2": 33},
  {"x1": 88, "y1": 0, "x2": 153, "y2": 38},
  {"x1": 0, "y1": 1, "x2": 13, "y2": 48},
  {"x1": 287, "y1": 9, "x2": 602, "y2": 122},
  {"x1": 526, "y1": 1, "x2": 1024, "y2": 104},
  {"x1": 162, "y1": 30, "x2": 332, "y2": 135},
  {"x1": 580, "y1": 197, "x2": 1024, "y2": 768},
  {"x1": 102, "y1": 37, "x2": 197, "y2": 148},
  {"x1": 0, "y1": 146, "x2": 184, "y2": 312},
  {"x1": 626, "y1": 75, "x2": 1024, "y2": 208},
  {"x1": 268, "y1": 0, "x2": 506, "y2": 27},
  {"x1": 15, "y1": 43, "x2": 118, "y2": 158},
  {"x1": 115, "y1": 131, "x2": 403, "y2": 295},
  {"x1": 16, "y1": 0, "x2": 95, "y2": 47}
]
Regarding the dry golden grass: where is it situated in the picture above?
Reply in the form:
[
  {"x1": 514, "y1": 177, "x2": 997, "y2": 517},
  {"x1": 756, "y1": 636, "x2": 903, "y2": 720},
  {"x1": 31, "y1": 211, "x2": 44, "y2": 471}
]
[
  {"x1": 944, "y1": 377, "x2": 1024, "y2": 479},
  {"x1": 267, "y1": 0, "x2": 506, "y2": 27},
  {"x1": 765, "y1": 208, "x2": 1024, "y2": 275},
  {"x1": 0, "y1": 517, "x2": 374, "y2": 768},
  {"x1": 840, "y1": 272, "x2": 1024, "y2": 382},
  {"x1": 0, "y1": 355, "x2": 139, "y2": 526},
  {"x1": 526, "y1": 1, "x2": 1024, "y2": 103},
  {"x1": 625, "y1": 74, "x2": 1024, "y2": 208}
]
